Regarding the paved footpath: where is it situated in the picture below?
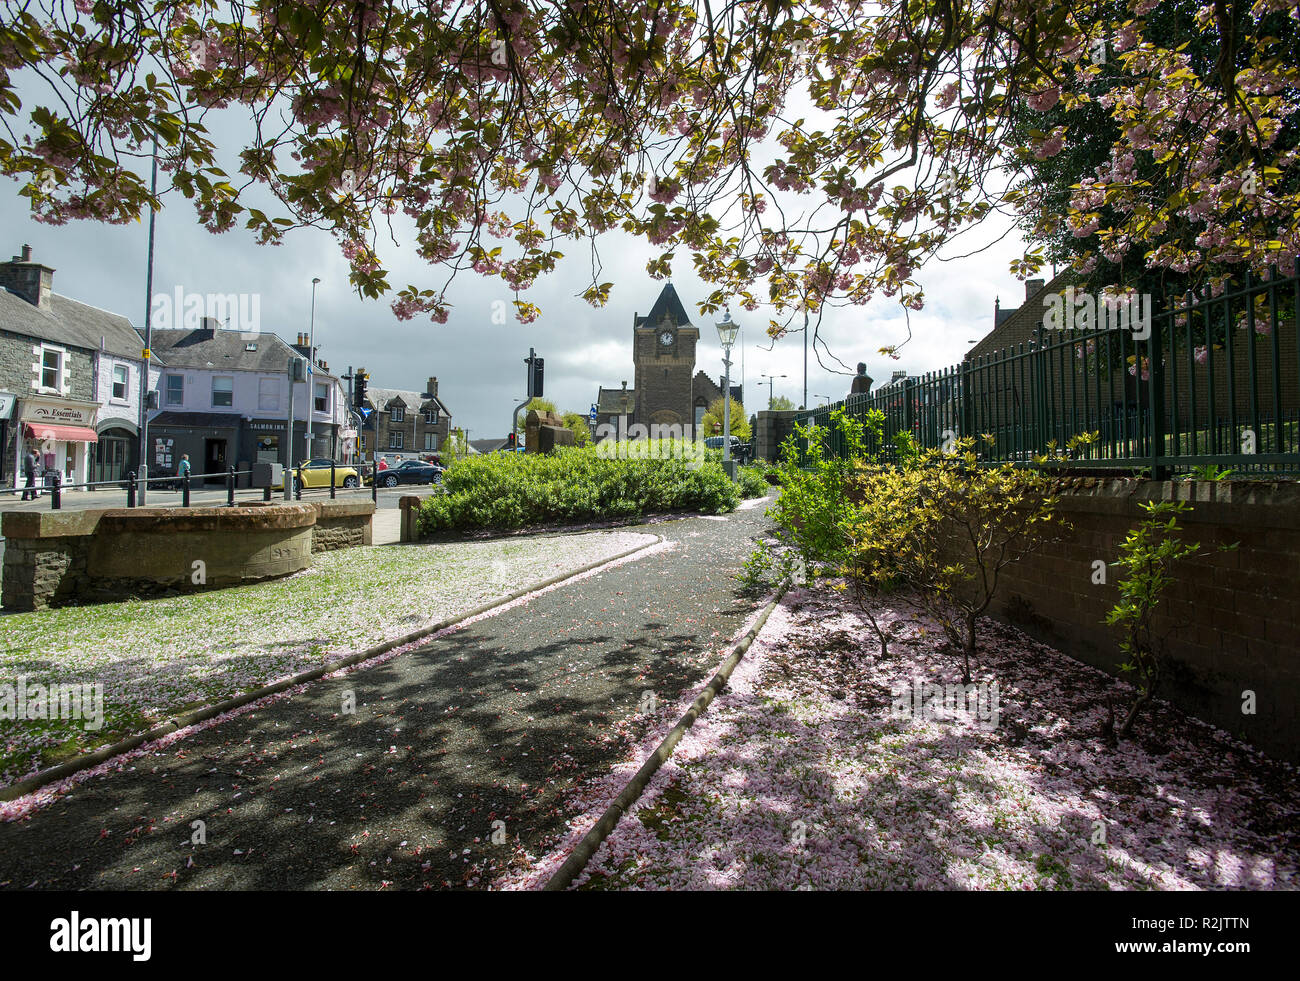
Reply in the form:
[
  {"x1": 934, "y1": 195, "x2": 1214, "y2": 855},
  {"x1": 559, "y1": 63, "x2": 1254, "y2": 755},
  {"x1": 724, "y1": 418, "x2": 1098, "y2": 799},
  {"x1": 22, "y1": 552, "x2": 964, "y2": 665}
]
[{"x1": 0, "y1": 497, "x2": 775, "y2": 890}]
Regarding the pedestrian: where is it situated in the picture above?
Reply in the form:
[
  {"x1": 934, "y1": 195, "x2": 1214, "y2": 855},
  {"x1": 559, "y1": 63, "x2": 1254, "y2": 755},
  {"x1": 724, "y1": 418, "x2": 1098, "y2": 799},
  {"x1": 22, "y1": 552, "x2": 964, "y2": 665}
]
[
  {"x1": 177, "y1": 453, "x2": 191, "y2": 480},
  {"x1": 377, "y1": 456, "x2": 388, "y2": 472},
  {"x1": 21, "y1": 445, "x2": 37, "y2": 500}
]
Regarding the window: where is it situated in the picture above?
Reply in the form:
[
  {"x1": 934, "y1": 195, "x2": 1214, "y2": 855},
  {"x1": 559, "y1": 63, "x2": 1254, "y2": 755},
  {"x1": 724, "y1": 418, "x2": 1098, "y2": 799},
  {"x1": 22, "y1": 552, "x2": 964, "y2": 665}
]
[
  {"x1": 314, "y1": 382, "x2": 329, "y2": 413},
  {"x1": 166, "y1": 374, "x2": 184, "y2": 405},
  {"x1": 423, "y1": 408, "x2": 439, "y2": 425},
  {"x1": 390, "y1": 431, "x2": 404, "y2": 450},
  {"x1": 40, "y1": 346, "x2": 65, "y2": 391},
  {"x1": 390, "y1": 404, "x2": 404, "y2": 423},
  {"x1": 212, "y1": 376, "x2": 234, "y2": 407},
  {"x1": 258, "y1": 377, "x2": 279, "y2": 411},
  {"x1": 424, "y1": 433, "x2": 439, "y2": 451},
  {"x1": 112, "y1": 364, "x2": 129, "y2": 400}
]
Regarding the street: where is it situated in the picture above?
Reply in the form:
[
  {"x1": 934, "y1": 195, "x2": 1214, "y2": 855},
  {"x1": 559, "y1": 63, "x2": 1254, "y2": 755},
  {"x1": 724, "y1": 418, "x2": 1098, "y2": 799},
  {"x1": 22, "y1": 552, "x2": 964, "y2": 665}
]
[{"x1": 0, "y1": 502, "x2": 772, "y2": 889}]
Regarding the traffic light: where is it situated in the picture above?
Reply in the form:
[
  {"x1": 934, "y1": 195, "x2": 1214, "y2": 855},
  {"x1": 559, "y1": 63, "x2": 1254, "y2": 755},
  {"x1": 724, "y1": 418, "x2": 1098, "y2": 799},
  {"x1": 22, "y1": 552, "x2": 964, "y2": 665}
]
[
  {"x1": 354, "y1": 369, "x2": 368, "y2": 408},
  {"x1": 525, "y1": 350, "x2": 544, "y2": 398},
  {"x1": 506, "y1": 432, "x2": 516, "y2": 449}
]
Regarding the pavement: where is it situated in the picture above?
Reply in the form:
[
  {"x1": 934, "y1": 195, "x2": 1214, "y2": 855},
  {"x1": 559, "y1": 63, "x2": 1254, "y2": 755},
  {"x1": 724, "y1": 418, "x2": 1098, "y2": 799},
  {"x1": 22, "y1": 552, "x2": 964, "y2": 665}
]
[{"x1": 0, "y1": 494, "x2": 777, "y2": 890}]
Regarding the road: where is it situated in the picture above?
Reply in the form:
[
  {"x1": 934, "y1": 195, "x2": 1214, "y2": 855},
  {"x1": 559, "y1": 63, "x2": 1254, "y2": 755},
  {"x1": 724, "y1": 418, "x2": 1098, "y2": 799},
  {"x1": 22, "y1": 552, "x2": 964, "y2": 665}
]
[{"x1": 0, "y1": 497, "x2": 775, "y2": 890}]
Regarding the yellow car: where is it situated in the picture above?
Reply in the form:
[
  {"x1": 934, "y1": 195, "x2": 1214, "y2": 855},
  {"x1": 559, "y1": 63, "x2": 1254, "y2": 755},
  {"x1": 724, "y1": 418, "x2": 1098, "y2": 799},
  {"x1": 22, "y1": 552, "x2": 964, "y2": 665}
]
[{"x1": 273, "y1": 458, "x2": 362, "y2": 492}]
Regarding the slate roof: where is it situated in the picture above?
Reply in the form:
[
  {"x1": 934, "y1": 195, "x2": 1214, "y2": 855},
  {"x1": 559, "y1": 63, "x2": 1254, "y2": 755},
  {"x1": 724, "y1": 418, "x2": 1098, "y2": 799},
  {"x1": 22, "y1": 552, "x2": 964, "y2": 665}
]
[
  {"x1": 633, "y1": 283, "x2": 696, "y2": 330},
  {"x1": 366, "y1": 386, "x2": 451, "y2": 417},
  {"x1": 470, "y1": 438, "x2": 509, "y2": 454},
  {"x1": 596, "y1": 386, "x2": 637, "y2": 414},
  {"x1": 148, "y1": 327, "x2": 341, "y2": 380},
  {"x1": 0, "y1": 288, "x2": 154, "y2": 362}
]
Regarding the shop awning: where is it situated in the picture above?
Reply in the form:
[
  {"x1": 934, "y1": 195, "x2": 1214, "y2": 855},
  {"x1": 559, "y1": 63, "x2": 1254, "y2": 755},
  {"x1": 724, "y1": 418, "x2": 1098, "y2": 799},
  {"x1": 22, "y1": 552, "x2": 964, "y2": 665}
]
[{"x1": 24, "y1": 423, "x2": 99, "y2": 443}]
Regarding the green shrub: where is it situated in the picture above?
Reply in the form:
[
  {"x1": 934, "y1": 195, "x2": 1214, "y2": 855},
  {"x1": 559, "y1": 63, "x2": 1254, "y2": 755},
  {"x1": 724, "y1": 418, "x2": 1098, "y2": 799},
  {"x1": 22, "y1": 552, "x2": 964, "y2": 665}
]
[
  {"x1": 737, "y1": 465, "x2": 769, "y2": 499},
  {"x1": 417, "y1": 446, "x2": 740, "y2": 533}
]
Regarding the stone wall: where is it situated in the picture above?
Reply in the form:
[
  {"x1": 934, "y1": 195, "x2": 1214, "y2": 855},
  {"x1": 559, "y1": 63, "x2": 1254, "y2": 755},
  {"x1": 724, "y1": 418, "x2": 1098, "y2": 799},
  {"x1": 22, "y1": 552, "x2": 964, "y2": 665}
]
[
  {"x1": 754, "y1": 410, "x2": 799, "y2": 462},
  {"x1": 980, "y1": 478, "x2": 1300, "y2": 762},
  {"x1": 311, "y1": 499, "x2": 375, "y2": 552},
  {"x1": 1, "y1": 499, "x2": 375, "y2": 610}
]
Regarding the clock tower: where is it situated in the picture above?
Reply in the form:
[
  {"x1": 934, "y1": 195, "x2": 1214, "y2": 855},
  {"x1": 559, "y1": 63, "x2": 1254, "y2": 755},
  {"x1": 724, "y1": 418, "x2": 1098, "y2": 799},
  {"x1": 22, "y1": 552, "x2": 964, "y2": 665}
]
[{"x1": 633, "y1": 283, "x2": 699, "y2": 430}]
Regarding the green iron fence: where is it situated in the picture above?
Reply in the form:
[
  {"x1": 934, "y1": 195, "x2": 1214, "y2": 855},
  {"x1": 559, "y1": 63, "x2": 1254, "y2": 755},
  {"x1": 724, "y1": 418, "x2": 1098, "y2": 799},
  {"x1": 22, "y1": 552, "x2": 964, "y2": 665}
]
[{"x1": 794, "y1": 265, "x2": 1300, "y2": 477}]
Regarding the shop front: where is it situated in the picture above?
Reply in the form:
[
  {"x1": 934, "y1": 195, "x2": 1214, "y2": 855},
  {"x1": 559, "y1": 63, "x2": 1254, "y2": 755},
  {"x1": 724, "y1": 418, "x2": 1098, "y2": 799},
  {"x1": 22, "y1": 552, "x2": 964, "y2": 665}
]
[
  {"x1": 15, "y1": 396, "x2": 100, "y2": 491},
  {"x1": 0, "y1": 392, "x2": 16, "y2": 484}
]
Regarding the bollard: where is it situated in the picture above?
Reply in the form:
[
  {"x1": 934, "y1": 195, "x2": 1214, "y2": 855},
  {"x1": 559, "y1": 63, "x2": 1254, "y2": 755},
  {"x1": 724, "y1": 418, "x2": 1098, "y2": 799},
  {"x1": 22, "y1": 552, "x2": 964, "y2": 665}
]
[
  {"x1": 227, "y1": 466, "x2": 235, "y2": 507},
  {"x1": 263, "y1": 485, "x2": 271, "y2": 502},
  {"x1": 182, "y1": 471, "x2": 191, "y2": 508},
  {"x1": 127, "y1": 471, "x2": 137, "y2": 508},
  {"x1": 295, "y1": 464, "x2": 303, "y2": 501},
  {"x1": 51, "y1": 471, "x2": 61, "y2": 510},
  {"x1": 371, "y1": 464, "x2": 377, "y2": 503},
  {"x1": 330, "y1": 461, "x2": 336, "y2": 499}
]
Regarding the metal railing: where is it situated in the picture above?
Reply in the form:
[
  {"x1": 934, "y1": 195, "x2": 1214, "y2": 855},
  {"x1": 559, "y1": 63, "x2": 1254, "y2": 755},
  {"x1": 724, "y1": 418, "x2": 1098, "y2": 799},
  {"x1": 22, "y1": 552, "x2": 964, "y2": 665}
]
[
  {"x1": 12, "y1": 461, "x2": 384, "y2": 511},
  {"x1": 794, "y1": 263, "x2": 1300, "y2": 478}
]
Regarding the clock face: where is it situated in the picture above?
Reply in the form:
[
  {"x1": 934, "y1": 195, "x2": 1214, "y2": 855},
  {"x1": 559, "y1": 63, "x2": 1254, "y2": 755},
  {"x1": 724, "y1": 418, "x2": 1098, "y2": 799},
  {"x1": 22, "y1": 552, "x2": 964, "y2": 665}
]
[{"x1": 659, "y1": 330, "x2": 674, "y2": 347}]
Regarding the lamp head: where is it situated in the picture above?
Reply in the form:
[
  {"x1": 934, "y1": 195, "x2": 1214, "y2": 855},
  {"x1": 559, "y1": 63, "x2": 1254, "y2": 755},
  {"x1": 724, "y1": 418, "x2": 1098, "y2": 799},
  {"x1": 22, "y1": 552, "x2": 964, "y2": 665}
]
[{"x1": 715, "y1": 307, "x2": 739, "y2": 348}]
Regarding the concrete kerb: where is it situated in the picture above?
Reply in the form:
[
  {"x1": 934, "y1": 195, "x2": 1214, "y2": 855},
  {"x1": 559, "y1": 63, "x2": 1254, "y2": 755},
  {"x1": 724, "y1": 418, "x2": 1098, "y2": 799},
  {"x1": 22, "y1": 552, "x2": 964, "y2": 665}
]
[
  {"x1": 542, "y1": 580, "x2": 791, "y2": 891},
  {"x1": 0, "y1": 534, "x2": 664, "y2": 803}
]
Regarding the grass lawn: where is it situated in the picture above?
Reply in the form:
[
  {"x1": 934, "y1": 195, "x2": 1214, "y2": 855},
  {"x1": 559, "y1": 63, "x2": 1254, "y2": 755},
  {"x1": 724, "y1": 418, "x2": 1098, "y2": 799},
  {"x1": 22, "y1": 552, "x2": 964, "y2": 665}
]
[{"x1": 0, "y1": 531, "x2": 654, "y2": 787}]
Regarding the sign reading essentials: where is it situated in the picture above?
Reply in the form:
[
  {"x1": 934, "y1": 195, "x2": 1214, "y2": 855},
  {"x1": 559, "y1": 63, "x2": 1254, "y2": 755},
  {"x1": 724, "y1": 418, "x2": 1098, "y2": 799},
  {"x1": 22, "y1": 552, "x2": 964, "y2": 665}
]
[{"x1": 19, "y1": 397, "x2": 98, "y2": 428}]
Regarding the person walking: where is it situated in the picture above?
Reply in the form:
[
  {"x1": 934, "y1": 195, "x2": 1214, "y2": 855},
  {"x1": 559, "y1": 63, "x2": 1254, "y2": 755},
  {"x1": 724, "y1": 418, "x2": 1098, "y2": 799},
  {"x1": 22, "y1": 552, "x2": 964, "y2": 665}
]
[
  {"x1": 177, "y1": 453, "x2": 191, "y2": 479},
  {"x1": 21, "y1": 445, "x2": 37, "y2": 501}
]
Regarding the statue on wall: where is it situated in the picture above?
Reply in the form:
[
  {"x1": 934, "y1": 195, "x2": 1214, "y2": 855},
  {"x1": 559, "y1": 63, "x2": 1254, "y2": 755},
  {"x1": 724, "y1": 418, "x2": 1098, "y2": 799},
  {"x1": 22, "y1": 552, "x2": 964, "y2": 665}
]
[{"x1": 849, "y1": 362, "x2": 873, "y2": 397}]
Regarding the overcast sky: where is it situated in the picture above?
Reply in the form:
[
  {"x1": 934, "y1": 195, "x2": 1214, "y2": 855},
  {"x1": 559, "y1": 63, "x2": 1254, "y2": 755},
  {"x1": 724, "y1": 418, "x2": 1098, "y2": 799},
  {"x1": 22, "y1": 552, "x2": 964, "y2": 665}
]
[{"x1": 2, "y1": 80, "x2": 1037, "y2": 441}]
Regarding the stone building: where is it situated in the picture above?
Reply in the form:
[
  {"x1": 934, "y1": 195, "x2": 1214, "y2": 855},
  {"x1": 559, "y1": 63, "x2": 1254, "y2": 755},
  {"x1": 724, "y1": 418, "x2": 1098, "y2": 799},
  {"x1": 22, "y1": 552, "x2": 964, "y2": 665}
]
[
  {"x1": 0, "y1": 244, "x2": 157, "y2": 489},
  {"x1": 593, "y1": 283, "x2": 742, "y2": 440},
  {"x1": 358, "y1": 375, "x2": 452, "y2": 459}
]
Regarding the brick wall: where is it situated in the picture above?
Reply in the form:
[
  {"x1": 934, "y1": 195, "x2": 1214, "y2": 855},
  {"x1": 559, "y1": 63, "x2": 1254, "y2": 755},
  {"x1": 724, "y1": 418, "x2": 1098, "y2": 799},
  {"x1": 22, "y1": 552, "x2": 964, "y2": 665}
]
[{"x1": 983, "y1": 478, "x2": 1300, "y2": 762}]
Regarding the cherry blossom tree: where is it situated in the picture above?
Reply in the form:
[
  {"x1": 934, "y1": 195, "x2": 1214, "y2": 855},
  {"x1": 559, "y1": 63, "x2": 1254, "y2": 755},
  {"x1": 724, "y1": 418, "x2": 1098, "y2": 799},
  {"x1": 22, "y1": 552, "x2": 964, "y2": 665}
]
[{"x1": 1, "y1": 0, "x2": 1296, "y2": 339}]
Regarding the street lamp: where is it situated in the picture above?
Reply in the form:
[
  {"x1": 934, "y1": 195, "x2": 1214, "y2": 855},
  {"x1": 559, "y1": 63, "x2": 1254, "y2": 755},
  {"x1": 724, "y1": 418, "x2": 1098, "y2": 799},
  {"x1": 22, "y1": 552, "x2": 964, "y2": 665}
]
[
  {"x1": 305, "y1": 277, "x2": 320, "y2": 461},
  {"x1": 715, "y1": 308, "x2": 739, "y2": 472},
  {"x1": 760, "y1": 372, "x2": 787, "y2": 409},
  {"x1": 813, "y1": 394, "x2": 832, "y2": 406}
]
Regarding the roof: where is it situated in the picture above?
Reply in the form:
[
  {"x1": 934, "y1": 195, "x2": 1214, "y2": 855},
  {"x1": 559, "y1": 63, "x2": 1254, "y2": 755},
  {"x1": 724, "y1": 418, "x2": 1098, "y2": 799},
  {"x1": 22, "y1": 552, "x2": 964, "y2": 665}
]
[
  {"x1": 634, "y1": 283, "x2": 696, "y2": 330},
  {"x1": 366, "y1": 387, "x2": 451, "y2": 417},
  {"x1": 0, "y1": 289, "x2": 154, "y2": 362},
  {"x1": 149, "y1": 327, "x2": 340, "y2": 380},
  {"x1": 596, "y1": 386, "x2": 637, "y2": 414},
  {"x1": 470, "y1": 438, "x2": 509, "y2": 453},
  {"x1": 692, "y1": 370, "x2": 741, "y2": 406},
  {"x1": 966, "y1": 270, "x2": 1078, "y2": 362}
]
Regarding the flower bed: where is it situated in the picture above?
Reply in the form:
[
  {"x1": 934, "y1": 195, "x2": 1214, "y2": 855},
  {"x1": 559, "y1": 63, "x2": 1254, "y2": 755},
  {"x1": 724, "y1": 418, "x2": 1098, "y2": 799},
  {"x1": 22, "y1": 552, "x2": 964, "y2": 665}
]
[{"x1": 503, "y1": 584, "x2": 1299, "y2": 890}]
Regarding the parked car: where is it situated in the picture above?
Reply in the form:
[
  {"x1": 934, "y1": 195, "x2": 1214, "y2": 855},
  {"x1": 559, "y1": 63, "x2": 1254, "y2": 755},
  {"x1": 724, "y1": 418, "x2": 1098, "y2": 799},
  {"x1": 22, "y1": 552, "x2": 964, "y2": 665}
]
[
  {"x1": 368, "y1": 459, "x2": 444, "y2": 488},
  {"x1": 274, "y1": 458, "x2": 362, "y2": 492}
]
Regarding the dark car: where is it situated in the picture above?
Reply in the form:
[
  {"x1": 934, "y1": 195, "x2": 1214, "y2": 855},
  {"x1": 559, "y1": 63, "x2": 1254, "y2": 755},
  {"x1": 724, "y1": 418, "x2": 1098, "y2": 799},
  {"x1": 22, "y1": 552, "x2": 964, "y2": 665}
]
[{"x1": 371, "y1": 459, "x2": 444, "y2": 487}]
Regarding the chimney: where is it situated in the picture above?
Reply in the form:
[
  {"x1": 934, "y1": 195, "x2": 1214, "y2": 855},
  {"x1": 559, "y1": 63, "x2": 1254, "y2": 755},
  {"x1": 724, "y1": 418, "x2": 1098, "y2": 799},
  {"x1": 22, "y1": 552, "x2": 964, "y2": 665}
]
[
  {"x1": 197, "y1": 316, "x2": 218, "y2": 338},
  {"x1": 1025, "y1": 278, "x2": 1045, "y2": 301},
  {"x1": 891, "y1": 369, "x2": 907, "y2": 384},
  {"x1": 426, "y1": 376, "x2": 438, "y2": 398},
  {"x1": 0, "y1": 243, "x2": 55, "y2": 309}
]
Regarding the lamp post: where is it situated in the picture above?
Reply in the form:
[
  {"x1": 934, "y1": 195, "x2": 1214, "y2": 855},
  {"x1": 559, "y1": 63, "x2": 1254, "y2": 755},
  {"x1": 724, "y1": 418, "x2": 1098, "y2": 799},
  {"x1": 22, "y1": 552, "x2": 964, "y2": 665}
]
[
  {"x1": 813, "y1": 394, "x2": 832, "y2": 406},
  {"x1": 305, "y1": 277, "x2": 320, "y2": 460},
  {"x1": 715, "y1": 308, "x2": 739, "y2": 476},
  {"x1": 760, "y1": 373, "x2": 787, "y2": 409}
]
